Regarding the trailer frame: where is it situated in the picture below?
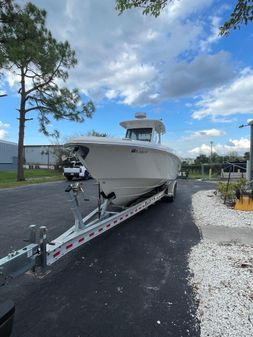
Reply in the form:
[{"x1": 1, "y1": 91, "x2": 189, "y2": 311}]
[
  {"x1": 0, "y1": 179, "x2": 177, "y2": 285},
  {"x1": 0, "y1": 179, "x2": 177, "y2": 336}
]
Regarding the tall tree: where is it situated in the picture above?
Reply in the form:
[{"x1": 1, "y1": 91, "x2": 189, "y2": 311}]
[
  {"x1": 115, "y1": 0, "x2": 170, "y2": 17},
  {"x1": 0, "y1": 0, "x2": 16, "y2": 76},
  {"x1": 115, "y1": 0, "x2": 253, "y2": 35},
  {"x1": 194, "y1": 154, "x2": 209, "y2": 165},
  {"x1": 244, "y1": 151, "x2": 250, "y2": 160},
  {"x1": 0, "y1": 1, "x2": 15, "y2": 24},
  {"x1": 86, "y1": 129, "x2": 108, "y2": 137},
  {"x1": 0, "y1": 1, "x2": 95, "y2": 181},
  {"x1": 220, "y1": 0, "x2": 253, "y2": 35}
]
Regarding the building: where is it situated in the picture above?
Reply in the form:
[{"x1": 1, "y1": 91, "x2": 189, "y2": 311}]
[
  {"x1": 24, "y1": 145, "x2": 60, "y2": 168},
  {"x1": 0, "y1": 140, "x2": 18, "y2": 171}
]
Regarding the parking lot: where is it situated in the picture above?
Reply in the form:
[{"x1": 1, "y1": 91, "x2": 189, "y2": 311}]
[{"x1": 0, "y1": 179, "x2": 212, "y2": 337}]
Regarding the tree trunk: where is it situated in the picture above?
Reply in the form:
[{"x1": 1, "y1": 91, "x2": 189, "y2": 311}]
[
  {"x1": 17, "y1": 111, "x2": 25, "y2": 181},
  {"x1": 16, "y1": 68, "x2": 26, "y2": 181}
]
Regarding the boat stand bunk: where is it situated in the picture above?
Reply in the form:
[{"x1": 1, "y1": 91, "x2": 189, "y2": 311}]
[{"x1": 0, "y1": 179, "x2": 177, "y2": 336}]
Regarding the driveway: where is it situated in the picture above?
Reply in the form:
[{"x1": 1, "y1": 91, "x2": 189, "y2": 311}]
[{"x1": 0, "y1": 179, "x2": 213, "y2": 337}]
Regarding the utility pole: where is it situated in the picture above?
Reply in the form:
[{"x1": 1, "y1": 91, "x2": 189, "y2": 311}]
[
  {"x1": 210, "y1": 141, "x2": 213, "y2": 162},
  {"x1": 239, "y1": 121, "x2": 253, "y2": 186},
  {"x1": 250, "y1": 120, "x2": 253, "y2": 184}
]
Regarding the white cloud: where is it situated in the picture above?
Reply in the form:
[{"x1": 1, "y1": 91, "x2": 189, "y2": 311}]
[
  {"x1": 0, "y1": 121, "x2": 10, "y2": 139},
  {"x1": 185, "y1": 128, "x2": 225, "y2": 140},
  {"x1": 192, "y1": 68, "x2": 253, "y2": 120},
  {"x1": 0, "y1": 130, "x2": 8, "y2": 139},
  {"x1": 0, "y1": 121, "x2": 9, "y2": 128},
  {"x1": 189, "y1": 143, "x2": 212, "y2": 155},
  {"x1": 0, "y1": 90, "x2": 7, "y2": 96},
  {"x1": 166, "y1": 0, "x2": 214, "y2": 19},
  {"x1": 189, "y1": 137, "x2": 250, "y2": 155},
  {"x1": 12, "y1": 0, "x2": 233, "y2": 106},
  {"x1": 2, "y1": 67, "x2": 36, "y2": 92},
  {"x1": 211, "y1": 116, "x2": 237, "y2": 123},
  {"x1": 157, "y1": 52, "x2": 233, "y2": 101},
  {"x1": 200, "y1": 16, "x2": 222, "y2": 52}
]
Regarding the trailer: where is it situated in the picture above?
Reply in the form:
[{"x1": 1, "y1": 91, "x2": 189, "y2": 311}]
[{"x1": 0, "y1": 179, "x2": 177, "y2": 336}]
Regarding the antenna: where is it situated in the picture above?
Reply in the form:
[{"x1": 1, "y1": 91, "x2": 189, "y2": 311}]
[{"x1": 135, "y1": 112, "x2": 146, "y2": 119}]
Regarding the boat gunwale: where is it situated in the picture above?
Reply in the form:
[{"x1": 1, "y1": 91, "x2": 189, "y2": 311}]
[{"x1": 66, "y1": 137, "x2": 180, "y2": 162}]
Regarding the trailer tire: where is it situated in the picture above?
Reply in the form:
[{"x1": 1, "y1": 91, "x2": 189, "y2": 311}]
[
  {"x1": 164, "y1": 181, "x2": 177, "y2": 202},
  {"x1": 164, "y1": 194, "x2": 174, "y2": 202},
  {"x1": 66, "y1": 176, "x2": 73, "y2": 181}
]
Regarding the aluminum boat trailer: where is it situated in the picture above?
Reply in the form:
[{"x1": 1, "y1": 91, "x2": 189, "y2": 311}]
[
  {"x1": 0, "y1": 179, "x2": 176, "y2": 335},
  {"x1": 0, "y1": 180, "x2": 176, "y2": 284},
  {"x1": 0, "y1": 180, "x2": 176, "y2": 285}
]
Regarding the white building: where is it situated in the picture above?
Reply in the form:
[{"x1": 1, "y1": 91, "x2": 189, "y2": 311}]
[
  {"x1": 24, "y1": 145, "x2": 60, "y2": 168},
  {"x1": 0, "y1": 140, "x2": 18, "y2": 170}
]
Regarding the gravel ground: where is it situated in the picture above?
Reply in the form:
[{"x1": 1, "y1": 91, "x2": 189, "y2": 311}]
[
  {"x1": 189, "y1": 189, "x2": 253, "y2": 337},
  {"x1": 192, "y1": 189, "x2": 253, "y2": 228}
]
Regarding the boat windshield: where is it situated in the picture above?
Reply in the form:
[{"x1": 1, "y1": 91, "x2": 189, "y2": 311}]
[{"x1": 126, "y1": 128, "x2": 152, "y2": 142}]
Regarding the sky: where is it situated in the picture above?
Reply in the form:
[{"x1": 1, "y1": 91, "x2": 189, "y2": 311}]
[{"x1": 0, "y1": 0, "x2": 253, "y2": 158}]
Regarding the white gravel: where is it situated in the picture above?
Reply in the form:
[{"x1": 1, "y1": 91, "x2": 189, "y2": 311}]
[
  {"x1": 192, "y1": 189, "x2": 253, "y2": 228},
  {"x1": 189, "y1": 189, "x2": 253, "y2": 337}
]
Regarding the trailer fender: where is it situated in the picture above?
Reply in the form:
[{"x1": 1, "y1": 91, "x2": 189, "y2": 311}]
[{"x1": 163, "y1": 180, "x2": 177, "y2": 202}]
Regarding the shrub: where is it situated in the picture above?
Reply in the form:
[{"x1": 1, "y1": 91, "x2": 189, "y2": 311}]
[{"x1": 217, "y1": 178, "x2": 247, "y2": 204}]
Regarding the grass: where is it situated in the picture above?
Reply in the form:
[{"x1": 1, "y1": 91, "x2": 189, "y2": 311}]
[
  {"x1": 0, "y1": 169, "x2": 64, "y2": 188},
  {"x1": 186, "y1": 172, "x2": 210, "y2": 179}
]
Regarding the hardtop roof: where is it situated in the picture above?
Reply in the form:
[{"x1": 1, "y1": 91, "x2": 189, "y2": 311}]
[{"x1": 120, "y1": 119, "x2": 166, "y2": 134}]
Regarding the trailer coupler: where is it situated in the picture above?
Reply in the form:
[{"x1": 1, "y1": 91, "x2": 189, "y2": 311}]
[{"x1": 0, "y1": 225, "x2": 48, "y2": 286}]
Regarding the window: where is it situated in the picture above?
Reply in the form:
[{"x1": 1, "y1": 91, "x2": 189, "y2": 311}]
[
  {"x1": 126, "y1": 128, "x2": 152, "y2": 142},
  {"x1": 153, "y1": 131, "x2": 159, "y2": 143}
]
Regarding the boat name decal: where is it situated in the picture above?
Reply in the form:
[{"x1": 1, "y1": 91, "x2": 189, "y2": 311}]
[{"x1": 131, "y1": 149, "x2": 148, "y2": 154}]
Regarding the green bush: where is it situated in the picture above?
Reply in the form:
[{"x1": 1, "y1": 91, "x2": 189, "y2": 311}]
[{"x1": 217, "y1": 178, "x2": 247, "y2": 204}]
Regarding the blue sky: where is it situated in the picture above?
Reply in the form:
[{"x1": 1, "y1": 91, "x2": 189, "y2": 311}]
[{"x1": 0, "y1": 0, "x2": 252, "y2": 158}]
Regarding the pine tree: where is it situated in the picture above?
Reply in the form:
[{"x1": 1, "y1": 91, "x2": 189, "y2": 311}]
[{"x1": 0, "y1": 1, "x2": 95, "y2": 181}]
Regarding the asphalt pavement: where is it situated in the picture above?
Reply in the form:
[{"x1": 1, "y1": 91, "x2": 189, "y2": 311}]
[{"x1": 0, "y1": 179, "x2": 213, "y2": 337}]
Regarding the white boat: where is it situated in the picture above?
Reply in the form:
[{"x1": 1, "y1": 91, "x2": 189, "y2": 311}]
[{"x1": 66, "y1": 113, "x2": 181, "y2": 206}]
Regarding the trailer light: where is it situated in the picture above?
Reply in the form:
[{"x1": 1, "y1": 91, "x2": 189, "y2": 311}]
[{"x1": 53, "y1": 251, "x2": 61, "y2": 258}]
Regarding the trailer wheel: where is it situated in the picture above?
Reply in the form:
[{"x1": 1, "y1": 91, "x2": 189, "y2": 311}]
[
  {"x1": 164, "y1": 181, "x2": 177, "y2": 202},
  {"x1": 164, "y1": 194, "x2": 174, "y2": 202},
  {"x1": 66, "y1": 176, "x2": 73, "y2": 181}
]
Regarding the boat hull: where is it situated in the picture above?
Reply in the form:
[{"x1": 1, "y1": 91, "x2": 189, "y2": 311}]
[{"x1": 69, "y1": 138, "x2": 181, "y2": 206}]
